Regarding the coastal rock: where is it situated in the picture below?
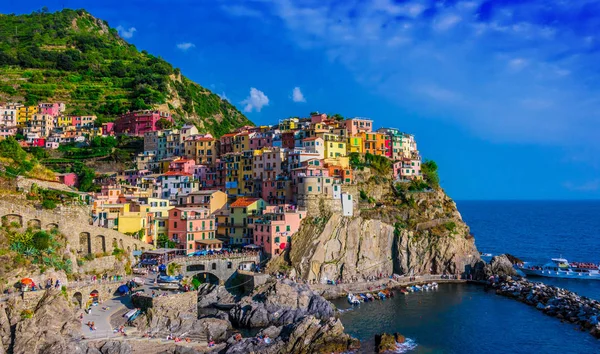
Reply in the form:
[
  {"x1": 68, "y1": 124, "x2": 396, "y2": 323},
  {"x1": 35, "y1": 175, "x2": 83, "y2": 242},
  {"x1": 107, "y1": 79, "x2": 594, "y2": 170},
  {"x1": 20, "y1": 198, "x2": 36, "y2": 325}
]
[
  {"x1": 12, "y1": 291, "x2": 81, "y2": 354},
  {"x1": 288, "y1": 186, "x2": 483, "y2": 282},
  {"x1": 229, "y1": 279, "x2": 334, "y2": 328},
  {"x1": 197, "y1": 283, "x2": 235, "y2": 308},
  {"x1": 487, "y1": 255, "x2": 517, "y2": 277},
  {"x1": 375, "y1": 333, "x2": 397, "y2": 353},
  {"x1": 491, "y1": 278, "x2": 600, "y2": 340},
  {"x1": 224, "y1": 316, "x2": 359, "y2": 354}
]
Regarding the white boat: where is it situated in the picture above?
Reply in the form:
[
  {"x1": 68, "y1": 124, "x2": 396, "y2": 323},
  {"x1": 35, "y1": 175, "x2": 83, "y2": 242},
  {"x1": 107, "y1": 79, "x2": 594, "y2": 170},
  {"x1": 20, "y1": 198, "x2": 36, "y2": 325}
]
[
  {"x1": 431, "y1": 282, "x2": 438, "y2": 288},
  {"x1": 518, "y1": 258, "x2": 600, "y2": 280},
  {"x1": 157, "y1": 282, "x2": 180, "y2": 290},
  {"x1": 347, "y1": 293, "x2": 360, "y2": 305}
]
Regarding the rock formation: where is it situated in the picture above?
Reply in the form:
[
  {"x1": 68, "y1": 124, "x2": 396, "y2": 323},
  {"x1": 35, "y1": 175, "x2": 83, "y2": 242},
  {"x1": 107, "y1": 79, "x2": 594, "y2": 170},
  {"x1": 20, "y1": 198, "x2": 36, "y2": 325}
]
[
  {"x1": 491, "y1": 278, "x2": 600, "y2": 339},
  {"x1": 229, "y1": 278, "x2": 334, "y2": 328},
  {"x1": 487, "y1": 254, "x2": 518, "y2": 277},
  {"x1": 224, "y1": 315, "x2": 359, "y2": 354},
  {"x1": 287, "y1": 180, "x2": 483, "y2": 282}
]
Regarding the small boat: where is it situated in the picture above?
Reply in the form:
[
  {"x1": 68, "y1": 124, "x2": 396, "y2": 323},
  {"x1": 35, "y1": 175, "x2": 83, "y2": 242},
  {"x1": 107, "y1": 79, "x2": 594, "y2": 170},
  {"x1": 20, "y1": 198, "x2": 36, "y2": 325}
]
[
  {"x1": 158, "y1": 275, "x2": 182, "y2": 283},
  {"x1": 400, "y1": 288, "x2": 408, "y2": 294},
  {"x1": 359, "y1": 293, "x2": 369, "y2": 301},
  {"x1": 377, "y1": 291, "x2": 386, "y2": 299},
  {"x1": 431, "y1": 282, "x2": 438, "y2": 288},
  {"x1": 133, "y1": 277, "x2": 145, "y2": 285},
  {"x1": 347, "y1": 293, "x2": 360, "y2": 305},
  {"x1": 481, "y1": 253, "x2": 492, "y2": 257},
  {"x1": 413, "y1": 285, "x2": 421, "y2": 292},
  {"x1": 157, "y1": 282, "x2": 180, "y2": 290},
  {"x1": 132, "y1": 267, "x2": 148, "y2": 275},
  {"x1": 366, "y1": 293, "x2": 374, "y2": 301}
]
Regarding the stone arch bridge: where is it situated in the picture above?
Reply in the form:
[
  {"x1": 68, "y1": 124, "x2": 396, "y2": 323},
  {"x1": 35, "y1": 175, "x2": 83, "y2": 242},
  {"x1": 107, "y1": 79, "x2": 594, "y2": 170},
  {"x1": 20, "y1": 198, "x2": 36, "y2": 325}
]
[
  {"x1": 0, "y1": 201, "x2": 149, "y2": 256},
  {"x1": 168, "y1": 255, "x2": 260, "y2": 284}
]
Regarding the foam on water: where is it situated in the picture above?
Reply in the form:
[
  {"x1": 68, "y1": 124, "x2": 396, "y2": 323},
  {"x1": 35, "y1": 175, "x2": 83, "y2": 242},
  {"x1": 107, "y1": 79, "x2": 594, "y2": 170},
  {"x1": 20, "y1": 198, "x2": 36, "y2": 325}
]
[{"x1": 393, "y1": 338, "x2": 417, "y2": 353}]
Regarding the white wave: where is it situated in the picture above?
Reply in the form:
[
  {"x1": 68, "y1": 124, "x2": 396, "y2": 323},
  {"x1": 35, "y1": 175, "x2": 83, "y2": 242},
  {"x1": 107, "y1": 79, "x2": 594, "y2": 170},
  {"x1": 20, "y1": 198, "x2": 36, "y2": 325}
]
[{"x1": 393, "y1": 338, "x2": 418, "y2": 353}]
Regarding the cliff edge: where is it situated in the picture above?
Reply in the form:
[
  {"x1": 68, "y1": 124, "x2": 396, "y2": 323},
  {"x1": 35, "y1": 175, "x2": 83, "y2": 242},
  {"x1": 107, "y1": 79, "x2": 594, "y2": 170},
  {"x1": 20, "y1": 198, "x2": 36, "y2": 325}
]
[{"x1": 285, "y1": 174, "x2": 483, "y2": 282}]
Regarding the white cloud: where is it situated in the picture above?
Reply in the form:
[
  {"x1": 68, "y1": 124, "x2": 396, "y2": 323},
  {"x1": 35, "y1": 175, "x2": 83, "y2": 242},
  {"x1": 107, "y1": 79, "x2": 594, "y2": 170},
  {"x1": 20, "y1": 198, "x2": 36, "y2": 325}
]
[
  {"x1": 292, "y1": 87, "x2": 306, "y2": 102},
  {"x1": 241, "y1": 88, "x2": 269, "y2": 112},
  {"x1": 508, "y1": 58, "x2": 528, "y2": 71},
  {"x1": 176, "y1": 42, "x2": 195, "y2": 51},
  {"x1": 434, "y1": 14, "x2": 462, "y2": 31},
  {"x1": 116, "y1": 26, "x2": 136, "y2": 39},
  {"x1": 217, "y1": 92, "x2": 229, "y2": 102}
]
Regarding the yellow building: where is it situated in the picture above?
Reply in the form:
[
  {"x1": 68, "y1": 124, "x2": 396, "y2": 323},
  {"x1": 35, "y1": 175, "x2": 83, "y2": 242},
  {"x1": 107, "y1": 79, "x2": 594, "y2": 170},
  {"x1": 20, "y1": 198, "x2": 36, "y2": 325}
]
[
  {"x1": 56, "y1": 115, "x2": 72, "y2": 127},
  {"x1": 177, "y1": 190, "x2": 227, "y2": 214},
  {"x1": 347, "y1": 135, "x2": 364, "y2": 154},
  {"x1": 184, "y1": 135, "x2": 218, "y2": 165},
  {"x1": 232, "y1": 133, "x2": 250, "y2": 153},
  {"x1": 117, "y1": 198, "x2": 172, "y2": 244},
  {"x1": 323, "y1": 133, "x2": 347, "y2": 159},
  {"x1": 279, "y1": 118, "x2": 299, "y2": 131},
  {"x1": 228, "y1": 197, "x2": 267, "y2": 245},
  {"x1": 17, "y1": 106, "x2": 38, "y2": 125}
]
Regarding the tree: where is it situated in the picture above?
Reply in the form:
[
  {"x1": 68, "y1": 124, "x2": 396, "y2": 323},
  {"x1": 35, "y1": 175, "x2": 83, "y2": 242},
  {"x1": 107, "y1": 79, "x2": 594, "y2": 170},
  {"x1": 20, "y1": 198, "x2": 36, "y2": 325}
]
[
  {"x1": 421, "y1": 160, "x2": 440, "y2": 188},
  {"x1": 156, "y1": 118, "x2": 173, "y2": 130}
]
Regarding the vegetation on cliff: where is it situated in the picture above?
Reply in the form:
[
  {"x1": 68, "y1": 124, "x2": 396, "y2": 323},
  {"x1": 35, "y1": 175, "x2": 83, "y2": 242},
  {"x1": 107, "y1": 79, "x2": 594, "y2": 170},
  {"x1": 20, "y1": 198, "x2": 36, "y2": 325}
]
[
  {"x1": 0, "y1": 137, "x2": 55, "y2": 180},
  {"x1": 0, "y1": 8, "x2": 252, "y2": 136}
]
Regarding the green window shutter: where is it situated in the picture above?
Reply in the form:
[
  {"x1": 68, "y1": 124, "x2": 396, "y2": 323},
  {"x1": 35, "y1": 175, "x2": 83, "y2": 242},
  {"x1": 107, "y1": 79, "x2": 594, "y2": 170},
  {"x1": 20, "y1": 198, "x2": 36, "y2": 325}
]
[{"x1": 276, "y1": 226, "x2": 280, "y2": 232}]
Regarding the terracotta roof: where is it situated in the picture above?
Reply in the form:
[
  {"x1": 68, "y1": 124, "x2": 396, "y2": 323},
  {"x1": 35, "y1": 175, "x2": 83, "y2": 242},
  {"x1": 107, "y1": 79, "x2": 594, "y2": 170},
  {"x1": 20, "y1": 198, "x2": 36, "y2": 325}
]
[
  {"x1": 230, "y1": 197, "x2": 260, "y2": 208},
  {"x1": 303, "y1": 137, "x2": 321, "y2": 141},
  {"x1": 171, "y1": 159, "x2": 193, "y2": 164},
  {"x1": 221, "y1": 133, "x2": 237, "y2": 138}
]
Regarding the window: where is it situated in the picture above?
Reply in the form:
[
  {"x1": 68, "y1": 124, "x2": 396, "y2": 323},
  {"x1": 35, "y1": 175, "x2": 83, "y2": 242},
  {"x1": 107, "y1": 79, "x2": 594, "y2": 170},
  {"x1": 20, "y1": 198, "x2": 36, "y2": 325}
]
[
  {"x1": 286, "y1": 225, "x2": 291, "y2": 232},
  {"x1": 276, "y1": 226, "x2": 280, "y2": 232},
  {"x1": 308, "y1": 186, "x2": 312, "y2": 192},
  {"x1": 275, "y1": 237, "x2": 280, "y2": 243},
  {"x1": 347, "y1": 195, "x2": 352, "y2": 200},
  {"x1": 174, "y1": 222, "x2": 178, "y2": 228}
]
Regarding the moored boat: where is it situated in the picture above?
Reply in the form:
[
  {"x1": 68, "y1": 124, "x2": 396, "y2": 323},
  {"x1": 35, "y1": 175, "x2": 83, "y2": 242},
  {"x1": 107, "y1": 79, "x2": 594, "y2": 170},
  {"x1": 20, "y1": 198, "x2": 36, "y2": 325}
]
[
  {"x1": 518, "y1": 258, "x2": 600, "y2": 280},
  {"x1": 157, "y1": 282, "x2": 180, "y2": 290},
  {"x1": 347, "y1": 293, "x2": 361, "y2": 305}
]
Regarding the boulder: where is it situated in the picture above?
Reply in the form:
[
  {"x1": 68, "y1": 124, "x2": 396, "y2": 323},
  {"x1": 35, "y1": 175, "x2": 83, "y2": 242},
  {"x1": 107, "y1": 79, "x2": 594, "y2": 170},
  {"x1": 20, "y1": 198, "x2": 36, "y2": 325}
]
[
  {"x1": 487, "y1": 255, "x2": 517, "y2": 277},
  {"x1": 375, "y1": 333, "x2": 397, "y2": 353},
  {"x1": 229, "y1": 279, "x2": 334, "y2": 328}
]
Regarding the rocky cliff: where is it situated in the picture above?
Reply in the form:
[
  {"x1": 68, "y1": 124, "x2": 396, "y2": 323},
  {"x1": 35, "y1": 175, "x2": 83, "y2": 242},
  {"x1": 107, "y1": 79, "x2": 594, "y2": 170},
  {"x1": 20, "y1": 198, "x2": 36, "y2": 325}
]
[{"x1": 288, "y1": 177, "x2": 483, "y2": 282}]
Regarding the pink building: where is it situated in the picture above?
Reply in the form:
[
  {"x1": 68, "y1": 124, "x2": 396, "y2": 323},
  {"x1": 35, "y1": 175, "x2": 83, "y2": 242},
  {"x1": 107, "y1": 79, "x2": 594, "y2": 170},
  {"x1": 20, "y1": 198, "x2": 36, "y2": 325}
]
[
  {"x1": 261, "y1": 179, "x2": 293, "y2": 205},
  {"x1": 56, "y1": 172, "x2": 78, "y2": 187},
  {"x1": 384, "y1": 137, "x2": 392, "y2": 158},
  {"x1": 0, "y1": 127, "x2": 17, "y2": 139},
  {"x1": 252, "y1": 205, "x2": 306, "y2": 256},
  {"x1": 344, "y1": 118, "x2": 373, "y2": 135},
  {"x1": 114, "y1": 110, "x2": 173, "y2": 136},
  {"x1": 252, "y1": 147, "x2": 286, "y2": 181},
  {"x1": 249, "y1": 132, "x2": 273, "y2": 150},
  {"x1": 310, "y1": 113, "x2": 328, "y2": 124},
  {"x1": 393, "y1": 159, "x2": 422, "y2": 180},
  {"x1": 169, "y1": 158, "x2": 196, "y2": 175},
  {"x1": 168, "y1": 206, "x2": 219, "y2": 253},
  {"x1": 38, "y1": 103, "x2": 65, "y2": 116},
  {"x1": 102, "y1": 122, "x2": 115, "y2": 136},
  {"x1": 72, "y1": 115, "x2": 96, "y2": 128}
]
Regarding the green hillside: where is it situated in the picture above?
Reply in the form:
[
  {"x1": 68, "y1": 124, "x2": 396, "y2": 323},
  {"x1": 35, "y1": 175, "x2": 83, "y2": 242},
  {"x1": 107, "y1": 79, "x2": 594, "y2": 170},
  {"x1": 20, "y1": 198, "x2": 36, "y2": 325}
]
[{"x1": 0, "y1": 8, "x2": 251, "y2": 137}]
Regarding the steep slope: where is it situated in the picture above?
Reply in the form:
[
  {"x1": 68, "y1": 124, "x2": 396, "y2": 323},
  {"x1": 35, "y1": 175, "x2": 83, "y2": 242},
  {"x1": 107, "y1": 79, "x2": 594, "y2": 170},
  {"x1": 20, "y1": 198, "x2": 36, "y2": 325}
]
[
  {"x1": 0, "y1": 9, "x2": 251, "y2": 136},
  {"x1": 287, "y1": 174, "x2": 483, "y2": 282}
]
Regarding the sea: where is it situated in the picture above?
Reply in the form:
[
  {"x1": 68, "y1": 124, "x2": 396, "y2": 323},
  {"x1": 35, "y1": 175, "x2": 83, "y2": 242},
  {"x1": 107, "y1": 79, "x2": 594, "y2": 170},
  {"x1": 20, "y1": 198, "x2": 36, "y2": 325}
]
[{"x1": 332, "y1": 201, "x2": 600, "y2": 353}]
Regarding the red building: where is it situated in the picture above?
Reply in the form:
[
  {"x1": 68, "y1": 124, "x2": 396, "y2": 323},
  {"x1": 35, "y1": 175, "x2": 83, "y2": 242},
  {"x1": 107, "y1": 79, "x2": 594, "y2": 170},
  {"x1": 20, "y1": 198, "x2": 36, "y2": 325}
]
[{"x1": 114, "y1": 110, "x2": 173, "y2": 136}]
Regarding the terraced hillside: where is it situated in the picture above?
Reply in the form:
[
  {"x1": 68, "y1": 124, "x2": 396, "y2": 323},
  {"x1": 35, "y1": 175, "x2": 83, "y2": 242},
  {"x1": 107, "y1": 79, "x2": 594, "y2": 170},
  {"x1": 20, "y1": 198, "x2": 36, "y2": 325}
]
[{"x1": 0, "y1": 8, "x2": 252, "y2": 137}]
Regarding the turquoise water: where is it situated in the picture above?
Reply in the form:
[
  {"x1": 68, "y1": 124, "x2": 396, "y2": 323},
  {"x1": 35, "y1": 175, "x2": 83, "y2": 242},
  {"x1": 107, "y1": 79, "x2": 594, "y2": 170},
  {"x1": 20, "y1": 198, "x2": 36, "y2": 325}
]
[{"x1": 334, "y1": 201, "x2": 600, "y2": 353}]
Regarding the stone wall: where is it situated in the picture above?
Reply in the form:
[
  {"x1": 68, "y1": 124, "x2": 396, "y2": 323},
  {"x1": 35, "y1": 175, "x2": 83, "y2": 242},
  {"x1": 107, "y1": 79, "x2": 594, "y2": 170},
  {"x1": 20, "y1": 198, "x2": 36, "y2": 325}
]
[
  {"x1": 235, "y1": 270, "x2": 270, "y2": 293},
  {"x1": 78, "y1": 255, "x2": 124, "y2": 274},
  {"x1": 0, "y1": 199, "x2": 150, "y2": 257},
  {"x1": 170, "y1": 255, "x2": 260, "y2": 284}
]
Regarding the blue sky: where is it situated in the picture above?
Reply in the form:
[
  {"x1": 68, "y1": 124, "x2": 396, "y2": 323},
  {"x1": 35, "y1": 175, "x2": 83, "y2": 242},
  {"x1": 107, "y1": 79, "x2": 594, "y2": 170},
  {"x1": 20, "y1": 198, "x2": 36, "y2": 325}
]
[{"x1": 3, "y1": 0, "x2": 600, "y2": 200}]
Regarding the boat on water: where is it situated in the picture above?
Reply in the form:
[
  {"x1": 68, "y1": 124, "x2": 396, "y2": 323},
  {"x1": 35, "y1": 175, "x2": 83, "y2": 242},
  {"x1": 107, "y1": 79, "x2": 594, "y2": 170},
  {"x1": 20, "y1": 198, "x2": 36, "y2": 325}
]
[
  {"x1": 518, "y1": 258, "x2": 600, "y2": 280},
  {"x1": 348, "y1": 293, "x2": 361, "y2": 305}
]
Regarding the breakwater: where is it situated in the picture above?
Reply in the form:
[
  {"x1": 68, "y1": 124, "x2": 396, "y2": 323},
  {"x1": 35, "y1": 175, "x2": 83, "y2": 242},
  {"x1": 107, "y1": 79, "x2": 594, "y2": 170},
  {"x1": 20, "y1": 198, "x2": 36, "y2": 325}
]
[{"x1": 491, "y1": 278, "x2": 600, "y2": 339}]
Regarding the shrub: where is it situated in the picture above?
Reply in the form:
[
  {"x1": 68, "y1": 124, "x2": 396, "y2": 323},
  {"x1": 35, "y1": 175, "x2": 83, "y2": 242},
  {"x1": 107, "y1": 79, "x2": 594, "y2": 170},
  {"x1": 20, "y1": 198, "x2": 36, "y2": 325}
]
[
  {"x1": 359, "y1": 190, "x2": 368, "y2": 200},
  {"x1": 20, "y1": 309, "x2": 34, "y2": 320},
  {"x1": 84, "y1": 253, "x2": 95, "y2": 261},
  {"x1": 41, "y1": 199, "x2": 56, "y2": 210},
  {"x1": 32, "y1": 230, "x2": 51, "y2": 250},
  {"x1": 444, "y1": 222, "x2": 456, "y2": 232}
]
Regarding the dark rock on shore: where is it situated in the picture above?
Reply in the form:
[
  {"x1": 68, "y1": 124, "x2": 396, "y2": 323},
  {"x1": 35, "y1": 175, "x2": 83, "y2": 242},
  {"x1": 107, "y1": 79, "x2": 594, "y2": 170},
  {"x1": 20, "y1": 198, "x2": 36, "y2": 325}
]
[
  {"x1": 491, "y1": 278, "x2": 600, "y2": 339},
  {"x1": 229, "y1": 279, "x2": 334, "y2": 328},
  {"x1": 486, "y1": 254, "x2": 517, "y2": 277},
  {"x1": 224, "y1": 315, "x2": 359, "y2": 354}
]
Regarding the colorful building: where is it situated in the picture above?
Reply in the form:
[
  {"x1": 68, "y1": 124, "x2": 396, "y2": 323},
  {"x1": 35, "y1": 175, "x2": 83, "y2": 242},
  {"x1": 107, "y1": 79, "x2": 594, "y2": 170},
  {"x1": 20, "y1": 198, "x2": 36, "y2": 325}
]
[
  {"x1": 252, "y1": 204, "x2": 306, "y2": 256},
  {"x1": 114, "y1": 110, "x2": 173, "y2": 136},
  {"x1": 168, "y1": 206, "x2": 219, "y2": 253},
  {"x1": 227, "y1": 197, "x2": 266, "y2": 245}
]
